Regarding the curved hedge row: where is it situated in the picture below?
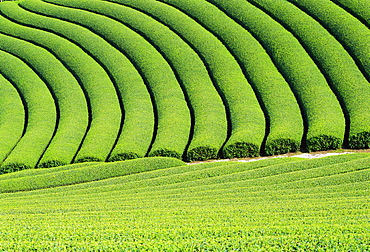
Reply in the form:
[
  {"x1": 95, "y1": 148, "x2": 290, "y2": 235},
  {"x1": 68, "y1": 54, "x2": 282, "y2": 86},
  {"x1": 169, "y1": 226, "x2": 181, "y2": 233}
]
[
  {"x1": 0, "y1": 48, "x2": 56, "y2": 173},
  {"x1": 107, "y1": 0, "x2": 266, "y2": 158},
  {"x1": 0, "y1": 6, "x2": 89, "y2": 168},
  {"x1": 30, "y1": 0, "x2": 227, "y2": 162},
  {"x1": 0, "y1": 157, "x2": 186, "y2": 193},
  {"x1": 0, "y1": 2, "x2": 122, "y2": 163},
  {"x1": 247, "y1": 0, "x2": 370, "y2": 150},
  {"x1": 0, "y1": 0, "x2": 368, "y2": 171},
  {"x1": 330, "y1": 0, "x2": 370, "y2": 27},
  {"x1": 208, "y1": 0, "x2": 346, "y2": 152},
  {"x1": 0, "y1": 73, "x2": 25, "y2": 165},
  {"x1": 157, "y1": 0, "x2": 303, "y2": 156},
  {"x1": 18, "y1": 0, "x2": 155, "y2": 162},
  {"x1": 287, "y1": 0, "x2": 370, "y2": 81},
  {"x1": 39, "y1": 0, "x2": 192, "y2": 159}
]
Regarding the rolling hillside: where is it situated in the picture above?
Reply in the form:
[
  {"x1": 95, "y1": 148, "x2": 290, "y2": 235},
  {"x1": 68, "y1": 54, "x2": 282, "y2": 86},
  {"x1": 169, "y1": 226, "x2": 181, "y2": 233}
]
[
  {"x1": 0, "y1": 0, "x2": 369, "y2": 173},
  {"x1": 0, "y1": 154, "x2": 369, "y2": 250}
]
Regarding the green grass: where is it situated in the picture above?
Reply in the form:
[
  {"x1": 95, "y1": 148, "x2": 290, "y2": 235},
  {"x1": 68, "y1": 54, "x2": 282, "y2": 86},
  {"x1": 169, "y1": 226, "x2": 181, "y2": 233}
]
[
  {"x1": 0, "y1": 48, "x2": 56, "y2": 172},
  {"x1": 0, "y1": 1, "x2": 122, "y2": 163},
  {"x1": 18, "y1": 0, "x2": 155, "y2": 162},
  {"x1": 0, "y1": 154, "x2": 369, "y2": 250},
  {"x1": 0, "y1": 73, "x2": 24, "y2": 165},
  {"x1": 108, "y1": 0, "x2": 266, "y2": 159}
]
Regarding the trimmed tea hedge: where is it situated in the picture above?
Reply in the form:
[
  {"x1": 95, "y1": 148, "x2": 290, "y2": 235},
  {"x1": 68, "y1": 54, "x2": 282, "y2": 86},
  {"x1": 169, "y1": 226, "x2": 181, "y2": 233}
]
[
  {"x1": 287, "y1": 0, "x2": 370, "y2": 81},
  {"x1": 40, "y1": 0, "x2": 191, "y2": 159},
  {"x1": 209, "y1": 0, "x2": 345, "y2": 152},
  {"x1": 0, "y1": 73, "x2": 25, "y2": 165},
  {"x1": 158, "y1": 0, "x2": 303, "y2": 156},
  {"x1": 0, "y1": 4, "x2": 89, "y2": 168},
  {"x1": 0, "y1": 157, "x2": 186, "y2": 193},
  {"x1": 0, "y1": 48, "x2": 56, "y2": 173},
  {"x1": 330, "y1": 0, "x2": 370, "y2": 27},
  {"x1": 248, "y1": 0, "x2": 370, "y2": 150},
  {"x1": 18, "y1": 0, "x2": 155, "y2": 162},
  {"x1": 0, "y1": 3, "x2": 122, "y2": 163},
  {"x1": 107, "y1": 0, "x2": 266, "y2": 158},
  {"x1": 39, "y1": 0, "x2": 228, "y2": 162}
]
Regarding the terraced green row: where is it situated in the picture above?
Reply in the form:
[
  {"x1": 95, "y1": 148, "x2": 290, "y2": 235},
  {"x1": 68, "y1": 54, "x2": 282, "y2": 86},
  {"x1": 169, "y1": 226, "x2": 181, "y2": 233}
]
[
  {"x1": 0, "y1": 0, "x2": 369, "y2": 172},
  {"x1": 0, "y1": 154, "x2": 369, "y2": 250}
]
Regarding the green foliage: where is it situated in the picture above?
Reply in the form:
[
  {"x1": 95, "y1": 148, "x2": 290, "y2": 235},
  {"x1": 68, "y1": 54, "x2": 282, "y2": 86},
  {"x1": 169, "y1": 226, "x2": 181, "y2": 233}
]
[
  {"x1": 0, "y1": 74, "x2": 24, "y2": 164},
  {"x1": 306, "y1": 135, "x2": 342, "y2": 152},
  {"x1": 0, "y1": 163, "x2": 30, "y2": 174},
  {"x1": 186, "y1": 146, "x2": 218, "y2": 162},
  {"x1": 0, "y1": 0, "x2": 369, "y2": 169},
  {"x1": 249, "y1": 0, "x2": 370, "y2": 150},
  {"x1": 209, "y1": 0, "x2": 345, "y2": 152},
  {"x1": 222, "y1": 142, "x2": 259, "y2": 158},
  {"x1": 0, "y1": 1, "x2": 122, "y2": 162},
  {"x1": 0, "y1": 162, "x2": 99, "y2": 180},
  {"x1": 0, "y1": 49, "x2": 56, "y2": 170},
  {"x1": 108, "y1": 152, "x2": 139, "y2": 162},
  {"x1": 74, "y1": 156, "x2": 102, "y2": 163},
  {"x1": 148, "y1": 149, "x2": 181, "y2": 159},
  {"x1": 37, "y1": 160, "x2": 67, "y2": 168},
  {"x1": 0, "y1": 7, "x2": 88, "y2": 167},
  {"x1": 331, "y1": 0, "x2": 370, "y2": 27},
  {"x1": 0, "y1": 157, "x2": 186, "y2": 193},
  {"x1": 157, "y1": 0, "x2": 303, "y2": 157},
  {"x1": 287, "y1": 0, "x2": 370, "y2": 79},
  {"x1": 41, "y1": 0, "x2": 191, "y2": 159},
  {"x1": 265, "y1": 138, "x2": 300, "y2": 156},
  {"x1": 20, "y1": 0, "x2": 154, "y2": 161},
  {"x1": 0, "y1": 154, "x2": 369, "y2": 250},
  {"x1": 108, "y1": 0, "x2": 265, "y2": 158},
  {"x1": 349, "y1": 132, "x2": 370, "y2": 149},
  {"x1": 46, "y1": 0, "x2": 228, "y2": 162}
]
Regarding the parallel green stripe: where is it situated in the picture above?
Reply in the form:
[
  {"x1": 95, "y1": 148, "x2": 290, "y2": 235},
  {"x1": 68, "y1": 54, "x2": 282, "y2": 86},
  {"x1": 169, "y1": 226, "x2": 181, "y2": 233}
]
[
  {"x1": 0, "y1": 8, "x2": 88, "y2": 168},
  {"x1": 106, "y1": 0, "x2": 266, "y2": 158},
  {"x1": 17, "y1": 0, "x2": 154, "y2": 162},
  {"x1": 0, "y1": 2, "x2": 122, "y2": 162},
  {"x1": 159, "y1": 0, "x2": 303, "y2": 156},
  {"x1": 0, "y1": 157, "x2": 186, "y2": 193},
  {"x1": 0, "y1": 48, "x2": 56, "y2": 171},
  {"x1": 208, "y1": 0, "x2": 345, "y2": 152},
  {"x1": 39, "y1": 0, "x2": 192, "y2": 159},
  {"x1": 33, "y1": 0, "x2": 228, "y2": 162},
  {"x1": 330, "y1": 0, "x2": 370, "y2": 27},
  {"x1": 0, "y1": 74, "x2": 25, "y2": 166},
  {"x1": 79, "y1": 154, "x2": 368, "y2": 197},
  {"x1": 247, "y1": 0, "x2": 370, "y2": 150},
  {"x1": 287, "y1": 0, "x2": 370, "y2": 81}
]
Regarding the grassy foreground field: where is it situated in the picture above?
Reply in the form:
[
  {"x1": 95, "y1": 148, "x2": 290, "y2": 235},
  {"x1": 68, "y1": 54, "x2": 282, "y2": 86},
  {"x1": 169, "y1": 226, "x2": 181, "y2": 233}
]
[{"x1": 0, "y1": 154, "x2": 369, "y2": 250}]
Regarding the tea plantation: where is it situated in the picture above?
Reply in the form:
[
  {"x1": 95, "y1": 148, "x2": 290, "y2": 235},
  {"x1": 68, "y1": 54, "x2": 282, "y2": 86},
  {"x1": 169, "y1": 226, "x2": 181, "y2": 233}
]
[
  {"x1": 0, "y1": 154, "x2": 369, "y2": 250},
  {"x1": 0, "y1": 0, "x2": 369, "y2": 250},
  {"x1": 0, "y1": 0, "x2": 369, "y2": 170}
]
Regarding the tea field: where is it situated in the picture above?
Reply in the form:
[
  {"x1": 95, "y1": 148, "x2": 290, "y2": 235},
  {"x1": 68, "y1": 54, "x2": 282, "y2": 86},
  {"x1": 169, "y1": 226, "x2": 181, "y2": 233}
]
[
  {"x1": 0, "y1": 0, "x2": 369, "y2": 250},
  {"x1": 0, "y1": 0, "x2": 369, "y2": 172},
  {"x1": 0, "y1": 154, "x2": 369, "y2": 250}
]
